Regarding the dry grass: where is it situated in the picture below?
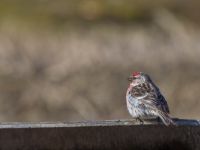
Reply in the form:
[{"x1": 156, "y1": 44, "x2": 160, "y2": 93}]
[{"x1": 0, "y1": 12, "x2": 200, "y2": 121}]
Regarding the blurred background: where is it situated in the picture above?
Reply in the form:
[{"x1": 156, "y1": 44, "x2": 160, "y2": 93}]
[{"x1": 0, "y1": 0, "x2": 200, "y2": 122}]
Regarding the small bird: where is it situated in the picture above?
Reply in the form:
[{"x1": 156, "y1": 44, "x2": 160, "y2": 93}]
[{"x1": 126, "y1": 72, "x2": 175, "y2": 126}]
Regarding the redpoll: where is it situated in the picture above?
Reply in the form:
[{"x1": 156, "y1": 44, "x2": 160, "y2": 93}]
[{"x1": 126, "y1": 72, "x2": 175, "y2": 126}]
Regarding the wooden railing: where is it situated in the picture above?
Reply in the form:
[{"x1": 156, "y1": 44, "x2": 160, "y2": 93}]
[{"x1": 0, "y1": 118, "x2": 199, "y2": 150}]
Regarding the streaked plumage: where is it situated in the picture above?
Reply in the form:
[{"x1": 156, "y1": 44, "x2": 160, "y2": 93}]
[{"x1": 126, "y1": 72, "x2": 175, "y2": 126}]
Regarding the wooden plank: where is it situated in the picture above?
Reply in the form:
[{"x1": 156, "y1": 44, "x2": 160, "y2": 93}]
[
  {"x1": 0, "y1": 118, "x2": 199, "y2": 128},
  {"x1": 0, "y1": 118, "x2": 199, "y2": 150}
]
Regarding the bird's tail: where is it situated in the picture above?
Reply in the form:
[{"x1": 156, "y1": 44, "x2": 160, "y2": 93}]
[{"x1": 157, "y1": 110, "x2": 176, "y2": 126}]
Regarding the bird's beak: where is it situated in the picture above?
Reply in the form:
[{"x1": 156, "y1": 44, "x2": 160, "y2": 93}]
[{"x1": 127, "y1": 76, "x2": 134, "y2": 81}]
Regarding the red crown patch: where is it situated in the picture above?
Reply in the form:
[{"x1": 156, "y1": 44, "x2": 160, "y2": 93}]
[{"x1": 132, "y1": 72, "x2": 140, "y2": 77}]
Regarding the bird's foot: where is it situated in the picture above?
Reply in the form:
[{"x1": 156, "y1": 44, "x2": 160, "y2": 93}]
[{"x1": 136, "y1": 117, "x2": 144, "y2": 125}]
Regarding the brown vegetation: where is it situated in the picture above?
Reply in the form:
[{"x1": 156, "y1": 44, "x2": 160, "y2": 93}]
[{"x1": 0, "y1": 12, "x2": 199, "y2": 121}]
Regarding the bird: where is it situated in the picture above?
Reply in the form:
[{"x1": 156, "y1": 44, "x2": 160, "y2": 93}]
[{"x1": 126, "y1": 71, "x2": 175, "y2": 126}]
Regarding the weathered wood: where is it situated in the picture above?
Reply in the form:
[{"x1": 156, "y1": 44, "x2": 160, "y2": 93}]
[{"x1": 0, "y1": 118, "x2": 199, "y2": 150}]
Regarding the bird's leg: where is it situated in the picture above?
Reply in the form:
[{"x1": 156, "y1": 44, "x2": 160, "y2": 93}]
[{"x1": 156, "y1": 116, "x2": 161, "y2": 123}]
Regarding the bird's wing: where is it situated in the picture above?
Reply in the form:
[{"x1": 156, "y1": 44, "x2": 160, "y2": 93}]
[{"x1": 130, "y1": 82, "x2": 169, "y2": 113}]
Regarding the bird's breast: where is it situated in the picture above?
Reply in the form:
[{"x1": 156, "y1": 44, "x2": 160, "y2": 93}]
[{"x1": 126, "y1": 93, "x2": 140, "y2": 107}]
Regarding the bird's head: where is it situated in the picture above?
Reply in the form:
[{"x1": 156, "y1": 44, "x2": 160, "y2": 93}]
[{"x1": 128, "y1": 72, "x2": 151, "y2": 85}]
